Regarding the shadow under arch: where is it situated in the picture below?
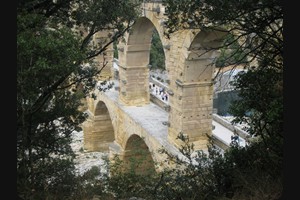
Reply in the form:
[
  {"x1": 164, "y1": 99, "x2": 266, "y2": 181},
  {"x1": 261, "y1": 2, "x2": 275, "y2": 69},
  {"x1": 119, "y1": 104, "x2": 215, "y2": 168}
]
[
  {"x1": 185, "y1": 29, "x2": 227, "y2": 83},
  {"x1": 84, "y1": 100, "x2": 115, "y2": 152},
  {"x1": 122, "y1": 134, "x2": 156, "y2": 175}
]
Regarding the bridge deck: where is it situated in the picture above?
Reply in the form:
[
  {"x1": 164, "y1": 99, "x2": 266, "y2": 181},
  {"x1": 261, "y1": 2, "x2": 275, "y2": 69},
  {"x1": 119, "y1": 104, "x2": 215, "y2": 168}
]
[
  {"x1": 101, "y1": 81, "x2": 245, "y2": 156},
  {"x1": 102, "y1": 86, "x2": 183, "y2": 156}
]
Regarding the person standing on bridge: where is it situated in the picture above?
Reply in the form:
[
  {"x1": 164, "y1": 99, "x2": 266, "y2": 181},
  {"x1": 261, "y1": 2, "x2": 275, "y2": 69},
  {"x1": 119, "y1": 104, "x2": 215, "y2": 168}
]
[
  {"x1": 231, "y1": 129, "x2": 240, "y2": 144},
  {"x1": 164, "y1": 92, "x2": 168, "y2": 101}
]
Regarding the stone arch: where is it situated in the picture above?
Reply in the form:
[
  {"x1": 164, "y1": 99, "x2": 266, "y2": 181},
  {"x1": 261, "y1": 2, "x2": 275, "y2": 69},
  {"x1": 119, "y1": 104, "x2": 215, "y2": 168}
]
[
  {"x1": 117, "y1": 16, "x2": 169, "y2": 106},
  {"x1": 167, "y1": 29, "x2": 226, "y2": 150},
  {"x1": 185, "y1": 30, "x2": 224, "y2": 82},
  {"x1": 83, "y1": 100, "x2": 115, "y2": 152},
  {"x1": 122, "y1": 134, "x2": 156, "y2": 175}
]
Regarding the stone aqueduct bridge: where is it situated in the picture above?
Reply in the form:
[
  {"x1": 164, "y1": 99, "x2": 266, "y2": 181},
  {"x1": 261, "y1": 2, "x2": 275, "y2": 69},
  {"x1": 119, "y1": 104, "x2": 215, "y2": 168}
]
[{"x1": 82, "y1": 2, "x2": 233, "y2": 171}]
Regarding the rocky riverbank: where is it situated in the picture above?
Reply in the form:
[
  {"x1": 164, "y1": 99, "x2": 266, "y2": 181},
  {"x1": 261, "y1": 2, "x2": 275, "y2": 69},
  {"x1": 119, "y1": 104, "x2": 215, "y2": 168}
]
[{"x1": 70, "y1": 130, "x2": 108, "y2": 175}]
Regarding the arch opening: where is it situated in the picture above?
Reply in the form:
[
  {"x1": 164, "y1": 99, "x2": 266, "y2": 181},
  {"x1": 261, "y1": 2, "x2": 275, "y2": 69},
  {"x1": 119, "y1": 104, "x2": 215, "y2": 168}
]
[
  {"x1": 83, "y1": 101, "x2": 115, "y2": 152},
  {"x1": 116, "y1": 16, "x2": 170, "y2": 108},
  {"x1": 122, "y1": 135, "x2": 156, "y2": 175}
]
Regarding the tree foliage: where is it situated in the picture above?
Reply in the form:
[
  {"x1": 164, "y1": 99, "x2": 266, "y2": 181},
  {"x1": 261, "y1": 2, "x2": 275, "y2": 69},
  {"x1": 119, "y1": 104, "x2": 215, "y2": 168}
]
[
  {"x1": 150, "y1": 29, "x2": 166, "y2": 70},
  {"x1": 17, "y1": 0, "x2": 142, "y2": 199},
  {"x1": 163, "y1": 0, "x2": 283, "y2": 70},
  {"x1": 160, "y1": 0, "x2": 283, "y2": 198},
  {"x1": 17, "y1": 0, "x2": 283, "y2": 199},
  {"x1": 215, "y1": 34, "x2": 248, "y2": 68},
  {"x1": 96, "y1": 132, "x2": 282, "y2": 200}
]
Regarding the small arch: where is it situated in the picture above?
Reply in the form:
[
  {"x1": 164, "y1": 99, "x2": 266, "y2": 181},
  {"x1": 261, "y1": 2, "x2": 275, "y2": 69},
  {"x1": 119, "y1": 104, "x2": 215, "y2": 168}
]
[
  {"x1": 122, "y1": 134, "x2": 156, "y2": 175},
  {"x1": 95, "y1": 101, "x2": 110, "y2": 115},
  {"x1": 89, "y1": 101, "x2": 114, "y2": 152}
]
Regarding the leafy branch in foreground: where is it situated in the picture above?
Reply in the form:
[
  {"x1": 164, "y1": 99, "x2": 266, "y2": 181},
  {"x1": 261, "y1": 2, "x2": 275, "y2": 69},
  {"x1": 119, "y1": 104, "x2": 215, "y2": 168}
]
[{"x1": 17, "y1": 0, "x2": 143, "y2": 199}]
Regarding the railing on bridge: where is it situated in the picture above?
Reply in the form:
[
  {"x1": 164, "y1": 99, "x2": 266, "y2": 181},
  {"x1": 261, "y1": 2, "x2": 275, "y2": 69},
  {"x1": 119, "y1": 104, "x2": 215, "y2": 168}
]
[
  {"x1": 149, "y1": 77, "x2": 170, "y2": 111},
  {"x1": 148, "y1": 78, "x2": 249, "y2": 151},
  {"x1": 110, "y1": 59, "x2": 248, "y2": 151}
]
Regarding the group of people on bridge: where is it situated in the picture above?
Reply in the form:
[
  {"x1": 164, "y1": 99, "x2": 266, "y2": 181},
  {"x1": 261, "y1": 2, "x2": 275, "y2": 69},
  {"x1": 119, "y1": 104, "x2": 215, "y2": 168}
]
[{"x1": 149, "y1": 83, "x2": 169, "y2": 103}]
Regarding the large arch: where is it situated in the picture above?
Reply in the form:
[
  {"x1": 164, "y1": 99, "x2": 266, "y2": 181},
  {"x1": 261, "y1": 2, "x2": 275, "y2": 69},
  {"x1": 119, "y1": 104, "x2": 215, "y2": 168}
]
[
  {"x1": 117, "y1": 16, "x2": 170, "y2": 106},
  {"x1": 167, "y1": 29, "x2": 226, "y2": 150}
]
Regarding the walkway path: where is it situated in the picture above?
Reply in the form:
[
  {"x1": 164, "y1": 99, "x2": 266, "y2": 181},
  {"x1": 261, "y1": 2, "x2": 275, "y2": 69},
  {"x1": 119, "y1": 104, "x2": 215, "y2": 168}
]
[
  {"x1": 99, "y1": 80, "x2": 246, "y2": 155},
  {"x1": 212, "y1": 120, "x2": 246, "y2": 147},
  {"x1": 147, "y1": 79, "x2": 246, "y2": 148}
]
